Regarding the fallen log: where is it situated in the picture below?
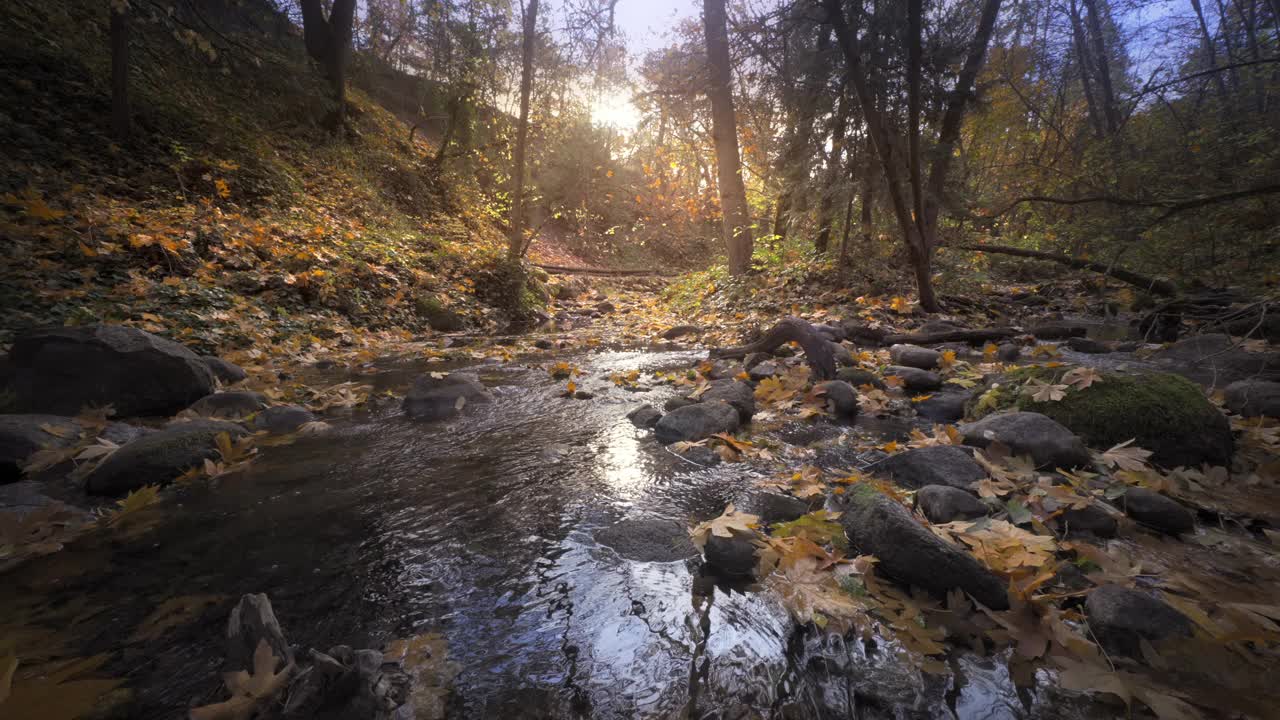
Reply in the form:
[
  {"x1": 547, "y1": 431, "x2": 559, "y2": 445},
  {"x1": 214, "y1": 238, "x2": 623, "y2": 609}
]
[
  {"x1": 843, "y1": 324, "x2": 1019, "y2": 347},
  {"x1": 534, "y1": 263, "x2": 673, "y2": 277},
  {"x1": 957, "y1": 244, "x2": 1177, "y2": 296},
  {"x1": 710, "y1": 317, "x2": 837, "y2": 380}
]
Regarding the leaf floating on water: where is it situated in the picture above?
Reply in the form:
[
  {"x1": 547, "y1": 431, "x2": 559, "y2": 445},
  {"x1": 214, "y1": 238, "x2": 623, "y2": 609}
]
[
  {"x1": 689, "y1": 504, "x2": 760, "y2": 550},
  {"x1": 189, "y1": 639, "x2": 292, "y2": 720},
  {"x1": 129, "y1": 595, "x2": 225, "y2": 643}
]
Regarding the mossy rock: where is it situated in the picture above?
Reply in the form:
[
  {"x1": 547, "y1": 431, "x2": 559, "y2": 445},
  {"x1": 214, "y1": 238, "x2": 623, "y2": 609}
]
[{"x1": 972, "y1": 367, "x2": 1232, "y2": 468}]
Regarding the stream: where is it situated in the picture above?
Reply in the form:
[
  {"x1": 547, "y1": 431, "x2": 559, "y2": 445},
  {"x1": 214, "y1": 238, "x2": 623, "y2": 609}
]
[{"x1": 4, "y1": 340, "x2": 1146, "y2": 719}]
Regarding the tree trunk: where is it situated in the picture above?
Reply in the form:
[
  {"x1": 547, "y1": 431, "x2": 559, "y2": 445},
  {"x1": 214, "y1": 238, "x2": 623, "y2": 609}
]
[
  {"x1": 507, "y1": 0, "x2": 539, "y2": 262},
  {"x1": 1069, "y1": 0, "x2": 1105, "y2": 139},
  {"x1": 300, "y1": 0, "x2": 356, "y2": 131},
  {"x1": 815, "y1": 72, "x2": 852, "y2": 253},
  {"x1": 1081, "y1": 0, "x2": 1121, "y2": 133},
  {"x1": 110, "y1": 3, "x2": 130, "y2": 141},
  {"x1": 703, "y1": 0, "x2": 754, "y2": 275}
]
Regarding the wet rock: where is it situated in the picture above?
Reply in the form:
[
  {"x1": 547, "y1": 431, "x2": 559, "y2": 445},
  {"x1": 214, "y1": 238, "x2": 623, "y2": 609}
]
[
  {"x1": 655, "y1": 401, "x2": 739, "y2": 444},
  {"x1": 1153, "y1": 333, "x2": 1280, "y2": 385},
  {"x1": 1055, "y1": 503, "x2": 1119, "y2": 538},
  {"x1": 813, "y1": 323, "x2": 847, "y2": 342},
  {"x1": 914, "y1": 389, "x2": 971, "y2": 423},
  {"x1": 200, "y1": 355, "x2": 247, "y2": 383},
  {"x1": 85, "y1": 419, "x2": 247, "y2": 496},
  {"x1": 402, "y1": 372, "x2": 493, "y2": 421},
  {"x1": 997, "y1": 343, "x2": 1022, "y2": 362},
  {"x1": 740, "y1": 491, "x2": 813, "y2": 526},
  {"x1": 1020, "y1": 371, "x2": 1232, "y2": 469},
  {"x1": 916, "y1": 485, "x2": 989, "y2": 523},
  {"x1": 884, "y1": 365, "x2": 942, "y2": 392},
  {"x1": 836, "y1": 367, "x2": 885, "y2": 389},
  {"x1": 1119, "y1": 487, "x2": 1194, "y2": 535},
  {"x1": 626, "y1": 404, "x2": 662, "y2": 429},
  {"x1": 743, "y1": 352, "x2": 772, "y2": 370},
  {"x1": 814, "y1": 380, "x2": 859, "y2": 418},
  {"x1": 226, "y1": 592, "x2": 294, "y2": 673},
  {"x1": 1066, "y1": 337, "x2": 1112, "y2": 354},
  {"x1": 675, "y1": 444, "x2": 722, "y2": 467},
  {"x1": 5, "y1": 324, "x2": 216, "y2": 417},
  {"x1": 700, "y1": 379, "x2": 755, "y2": 422},
  {"x1": 594, "y1": 518, "x2": 698, "y2": 561},
  {"x1": 829, "y1": 342, "x2": 855, "y2": 367},
  {"x1": 660, "y1": 325, "x2": 700, "y2": 340},
  {"x1": 889, "y1": 344, "x2": 941, "y2": 370},
  {"x1": 838, "y1": 485, "x2": 1009, "y2": 609},
  {"x1": 877, "y1": 445, "x2": 985, "y2": 491},
  {"x1": 960, "y1": 411, "x2": 1091, "y2": 469},
  {"x1": 533, "y1": 338, "x2": 555, "y2": 349},
  {"x1": 703, "y1": 531, "x2": 759, "y2": 578},
  {"x1": 0, "y1": 414, "x2": 82, "y2": 483},
  {"x1": 1030, "y1": 323, "x2": 1087, "y2": 340},
  {"x1": 573, "y1": 390, "x2": 595, "y2": 400},
  {"x1": 1086, "y1": 584, "x2": 1192, "y2": 657},
  {"x1": 252, "y1": 405, "x2": 317, "y2": 434},
  {"x1": 595, "y1": 300, "x2": 616, "y2": 313},
  {"x1": 748, "y1": 360, "x2": 781, "y2": 382},
  {"x1": 706, "y1": 361, "x2": 747, "y2": 380},
  {"x1": 189, "y1": 391, "x2": 268, "y2": 418},
  {"x1": 663, "y1": 396, "x2": 695, "y2": 412},
  {"x1": 1224, "y1": 379, "x2": 1280, "y2": 418}
]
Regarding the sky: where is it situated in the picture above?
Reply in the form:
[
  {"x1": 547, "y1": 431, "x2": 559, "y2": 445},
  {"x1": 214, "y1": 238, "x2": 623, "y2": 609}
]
[{"x1": 589, "y1": 0, "x2": 699, "y2": 130}]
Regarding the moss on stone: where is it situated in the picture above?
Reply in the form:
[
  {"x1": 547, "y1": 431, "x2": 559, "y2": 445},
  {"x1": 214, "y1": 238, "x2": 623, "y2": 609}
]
[{"x1": 1023, "y1": 370, "x2": 1230, "y2": 467}]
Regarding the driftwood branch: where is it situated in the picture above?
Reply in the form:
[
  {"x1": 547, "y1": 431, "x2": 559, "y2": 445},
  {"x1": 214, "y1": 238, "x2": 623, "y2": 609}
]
[
  {"x1": 711, "y1": 317, "x2": 837, "y2": 380},
  {"x1": 958, "y1": 244, "x2": 1177, "y2": 296},
  {"x1": 843, "y1": 324, "x2": 1018, "y2": 346}
]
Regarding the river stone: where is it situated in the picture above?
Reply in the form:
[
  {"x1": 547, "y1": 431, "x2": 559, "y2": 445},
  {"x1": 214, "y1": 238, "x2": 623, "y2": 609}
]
[
  {"x1": 814, "y1": 380, "x2": 859, "y2": 418},
  {"x1": 200, "y1": 355, "x2": 247, "y2": 383},
  {"x1": 594, "y1": 518, "x2": 698, "y2": 562},
  {"x1": 0, "y1": 415, "x2": 83, "y2": 483},
  {"x1": 997, "y1": 343, "x2": 1022, "y2": 362},
  {"x1": 877, "y1": 445, "x2": 985, "y2": 492},
  {"x1": 626, "y1": 404, "x2": 662, "y2": 428},
  {"x1": 1224, "y1": 379, "x2": 1280, "y2": 418},
  {"x1": 829, "y1": 342, "x2": 856, "y2": 367},
  {"x1": 740, "y1": 491, "x2": 814, "y2": 526},
  {"x1": 654, "y1": 401, "x2": 740, "y2": 444},
  {"x1": 663, "y1": 396, "x2": 695, "y2": 412},
  {"x1": 1085, "y1": 584, "x2": 1192, "y2": 657},
  {"x1": 703, "y1": 530, "x2": 759, "y2": 578},
  {"x1": 252, "y1": 405, "x2": 317, "y2": 434},
  {"x1": 1066, "y1": 337, "x2": 1112, "y2": 354},
  {"x1": 1153, "y1": 333, "x2": 1280, "y2": 386},
  {"x1": 743, "y1": 352, "x2": 771, "y2": 370},
  {"x1": 837, "y1": 486, "x2": 1009, "y2": 609},
  {"x1": 916, "y1": 485, "x2": 989, "y2": 524},
  {"x1": 1119, "y1": 487, "x2": 1194, "y2": 535},
  {"x1": 748, "y1": 360, "x2": 781, "y2": 382},
  {"x1": 960, "y1": 411, "x2": 1091, "y2": 469},
  {"x1": 914, "y1": 389, "x2": 971, "y2": 423},
  {"x1": 884, "y1": 366, "x2": 942, "y2": 392},
  {"x1": 226, "y1": 593, "x2": 294, "y2": 674},
  {"x1": 5, "y1": 324, "x2": 216, "y2": 417},
  {"x1": 189, "y1": 391, "x2": 268, "y2": 418},
  {"x1": 837, "y1": 367, "x2": 885, "y2": 389},
  {"x1": 890, "y1": 344, "x2": 941, "y2": 370},
  {"x1": 1055, "y1": 503, "x2": 1119, "y2": 538},
  {"x1": 676, "y1": 444, "x2": 722, "y2": 467},
  {"x1": 403, "y1": 372, "x2": 493, "y2": 421},
  {"x1": 85, "y1": 420, "x2": 247, "y2": 496},
  {"x1": 699, "y1": 379, "x2": 755, "y2": 422}
]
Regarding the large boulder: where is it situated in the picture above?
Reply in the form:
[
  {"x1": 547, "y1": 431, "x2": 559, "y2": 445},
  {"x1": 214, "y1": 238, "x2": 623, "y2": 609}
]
[
  {"x1": 837, "y1": 367, "x2": 885, "y2": 389},
  {"x1": 1223, "y1": 379, "x2": 1280, "y2": 418},
  {"x1": 1054, "y1": 503, "x2": 1119, "y2": 538},
  {"x1": 837, "y1": 486, "x2": 1009, "y2": 610},
  {"x1": 1085, "y1": 584, "x2": 1192, "y2": 657},
  {"x1": 1153, "y1": 333, "x2": 1280, "y2": 386},
  {"x1": 654, "y1": 401, "x2": 739, "y2": 444},
  {"x1": 5, "y1": 325, "x2": 216, "y2": 417},
  {"x1": 1017, "y1": 371, "x2": 1232, "y2": 468},
  {"x1": 402, "y1": 373, "x2": 493, "y2": 421},
  {"x1": 877, "y1": 445, "x2": 986, "y2": 491},
  {"x1": 86, "y1": 420, "x2": 247, "y2": 496},
  {"x1": 0, "y1": 415, "x2": 82, "y2": 483},
  {"x1": 960, "y1": 411, "x2": 1091, "y2": 469},
  {"x1": 699, "y1": 379, "x2": 756, "y2": 422},
  {"x1": 889, "y1": 344, "x2": 940, "y2": 370}
]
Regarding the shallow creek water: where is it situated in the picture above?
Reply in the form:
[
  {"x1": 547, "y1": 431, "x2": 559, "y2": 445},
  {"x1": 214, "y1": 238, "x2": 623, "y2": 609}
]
[{"x1": 7, "y1": 347, "x2": 1120, "y2": 719}]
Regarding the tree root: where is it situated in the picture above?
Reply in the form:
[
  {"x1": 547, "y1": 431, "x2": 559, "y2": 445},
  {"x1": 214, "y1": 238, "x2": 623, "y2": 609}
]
[{"x1": 710, "y1": 317, "x2": 837, "y2": 380}]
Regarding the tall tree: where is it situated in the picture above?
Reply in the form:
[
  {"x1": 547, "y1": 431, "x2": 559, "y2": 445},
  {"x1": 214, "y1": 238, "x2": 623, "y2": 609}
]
[
  {"x1": 300, "y1": 0, "x2": 357, "y2": 130},
  {"x1": 110, "y1": 0, "x2": 130, "y2": 140},
  {"x1": 703, "y1": 0, "x2": 755, "y2": 275},
  {"x1": 507, "y1": 0, "x2": 540, "y2": 261}
]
